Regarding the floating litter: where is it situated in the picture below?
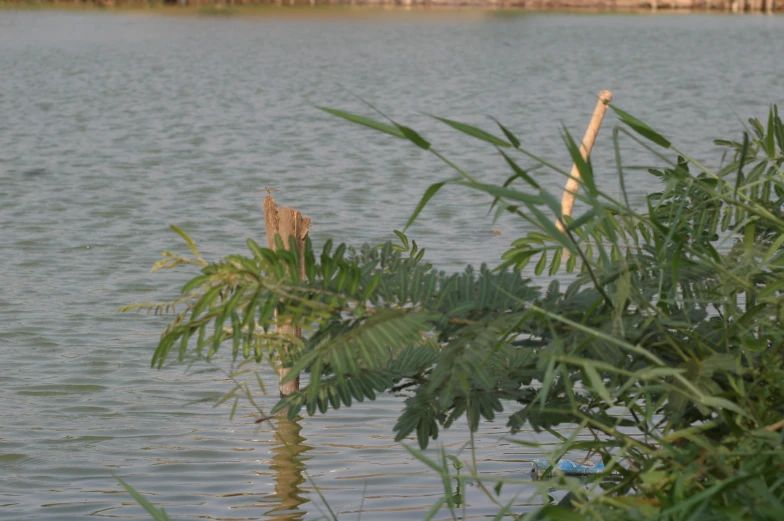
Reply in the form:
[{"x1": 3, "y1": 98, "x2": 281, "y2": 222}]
[{"x1": 531, "y1": 459, "x2": 605, "y2": 479}]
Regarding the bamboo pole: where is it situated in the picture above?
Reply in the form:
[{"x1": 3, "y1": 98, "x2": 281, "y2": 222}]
[
  {"x1": 263, "y1": 194, "x2": 311, "y2": 397},
  {"x1": 556, "y1": 90, "x2": 613, "y2": 233}
]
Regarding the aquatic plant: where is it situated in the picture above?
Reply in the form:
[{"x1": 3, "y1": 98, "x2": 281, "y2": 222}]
[{"x1": 123, "y1": 102, "x2": 784, "y2": 519}]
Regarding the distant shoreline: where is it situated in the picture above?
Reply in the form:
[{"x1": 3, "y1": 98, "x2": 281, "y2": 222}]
[{"x1": 1, "y1": 0, "x2": 779, "y2": 15}]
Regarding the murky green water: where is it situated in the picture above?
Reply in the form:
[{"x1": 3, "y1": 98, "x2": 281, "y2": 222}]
[{"x1": 1, "y1": 9, "x2": 782, "y2": 520}]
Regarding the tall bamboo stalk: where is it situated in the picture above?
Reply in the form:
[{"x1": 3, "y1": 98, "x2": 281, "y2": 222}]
[
  {"x1": 556, "y1": 90, "x2": 613, "y2": 233},
  {"x1": 263, "y1": 194, "x2": 311, "y2": 397}
]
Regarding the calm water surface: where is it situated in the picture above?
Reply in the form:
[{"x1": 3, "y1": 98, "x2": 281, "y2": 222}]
[{"x1": 1, "y1": 10, "x2": 782, "y2": 520}]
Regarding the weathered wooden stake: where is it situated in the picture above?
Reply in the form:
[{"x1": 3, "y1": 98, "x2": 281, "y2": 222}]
[
  {"x1": 263, "y1": 194, "x2": 311, "y2": 397},
  {"x1": 556, "y1": 90, "x2": 613, "y2": 233}
]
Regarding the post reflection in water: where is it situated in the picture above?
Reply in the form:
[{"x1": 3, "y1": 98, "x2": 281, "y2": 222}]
[{"x1": 264, "y1": 413, "x2": 312, "y2": 521}]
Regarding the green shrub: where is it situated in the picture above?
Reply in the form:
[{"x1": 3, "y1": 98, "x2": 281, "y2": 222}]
[{"x1": 123, "y1": 102, "x2": 784, "y2": 520}]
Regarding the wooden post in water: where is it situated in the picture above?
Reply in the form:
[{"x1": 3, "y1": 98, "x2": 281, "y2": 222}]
[
  {"x1": 556, "y1": 90, "x2": 613, "y2": 233},
  {"x1": 263, "y1": 194, "x2": 311, "y2": 397}
]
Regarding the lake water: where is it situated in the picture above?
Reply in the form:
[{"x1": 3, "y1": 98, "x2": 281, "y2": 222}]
[{"x1": 1, "y1": 9, "x2": 782, "y2": 520}]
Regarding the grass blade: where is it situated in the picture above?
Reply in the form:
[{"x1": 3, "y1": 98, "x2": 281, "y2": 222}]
[
  {"x1": 562, "y1": 125, "x2": 596, "y2": 196},
  {"x1": 490, "y1": 117, "x2": 521, "y2": 148},
  {"x1": 430, "y1": 115, "x2": 511, "y2": 147},
  {"x1": 319, "y1": 107, "x2": 405, "y2": 139},
  {"x1": 610, "y1": 105, "x2": 671, "y2": 148},
  {"x1": 116, "y1": 477, "x2": 171, "y2": 521},
  {"x1": 499, "y1": 150, "x2": 540, "y2": 189},
  {"x1": 395, "y1": 123, "x2": 431, "y2": 150},
  {"x1": 405, "y1": 180, "x2": 452, "y2": 231}
]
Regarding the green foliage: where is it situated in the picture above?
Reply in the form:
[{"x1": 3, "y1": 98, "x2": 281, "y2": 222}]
[{"x1": 125, "y1": 102, "x2": 784, "y2": 520}]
